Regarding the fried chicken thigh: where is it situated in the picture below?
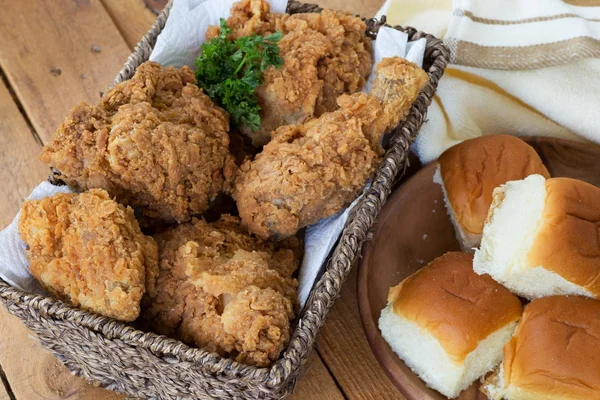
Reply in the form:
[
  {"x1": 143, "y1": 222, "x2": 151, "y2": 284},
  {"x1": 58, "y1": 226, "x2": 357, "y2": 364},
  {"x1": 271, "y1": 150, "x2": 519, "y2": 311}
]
[
  {"x1": 142, "y1": 215, "x2": 301, "y2": 366},
  {"x1": 207, "y1": 0, "x2": 373, "y2": 146},
  {"x1": 18, "y1": 189, "x2": 158, "y2": 321},
  {"x1": 234, "y1": 57, "x2": 429, "y2": 239},
  {"x1": 40, "y1": 62, "x2": 234, "y2": 223}
]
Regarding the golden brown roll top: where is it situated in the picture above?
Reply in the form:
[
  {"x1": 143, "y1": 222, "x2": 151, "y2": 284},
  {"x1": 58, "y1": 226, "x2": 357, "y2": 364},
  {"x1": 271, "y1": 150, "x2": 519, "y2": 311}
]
[
  {"x1": 502, "y1": 296, "x2": 600, "y2": 399},
  {"x1": 528, "y1": 177, "x2": 600, "y2": 297},
  {"x1": 438, "y1": 134, "x2": 549, "y2": 235},
  {"x1": 389, "y1": 252, "x2": 523, "y2": 362}
]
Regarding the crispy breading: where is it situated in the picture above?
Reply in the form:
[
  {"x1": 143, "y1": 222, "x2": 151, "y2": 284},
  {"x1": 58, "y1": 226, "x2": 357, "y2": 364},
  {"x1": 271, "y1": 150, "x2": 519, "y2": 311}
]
[
  {"x1": 18, "y1": 189, "x2": 158, "y2": 322},
  {"x1": 221, "y1": 286, "x2": 293, "y2": 366},
  {"x1": 234, "y1": 57, "x2": 429, "y2": 239},
  {"x1": 40, "y1": 61, "x2": 234, "y2": 224},
  {"x1": 207, "y1": 0, "x2": 373, "y2": 146},
  {"x1": 142, "y1": 215, "x2": 300, "y2": 366},
  {"x1": 185, "y1": 248, "x2": 298, "y2": 305}
]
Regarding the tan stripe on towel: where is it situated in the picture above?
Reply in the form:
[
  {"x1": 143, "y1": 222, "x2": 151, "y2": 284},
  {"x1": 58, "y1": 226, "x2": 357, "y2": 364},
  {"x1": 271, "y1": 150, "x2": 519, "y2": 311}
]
[
  {"x1": 452, "y1": 36, "x2": 600, "y2": 69},
  {"x1": 455, "y1": 10, "x2": 600, "y2": 24},
  {"x1": 562, "y1": 0, "x2": 600, "y2": 6}
]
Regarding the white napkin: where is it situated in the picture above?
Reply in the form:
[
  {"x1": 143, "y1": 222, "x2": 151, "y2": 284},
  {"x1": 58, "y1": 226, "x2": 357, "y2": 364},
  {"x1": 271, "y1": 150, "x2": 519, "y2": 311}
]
[
  {"x1": 0, "y1": 182, "x2": 73, "y2": 294},
  {"x1": 0, "y1": 0, "x2": 425, "y2": 310}
]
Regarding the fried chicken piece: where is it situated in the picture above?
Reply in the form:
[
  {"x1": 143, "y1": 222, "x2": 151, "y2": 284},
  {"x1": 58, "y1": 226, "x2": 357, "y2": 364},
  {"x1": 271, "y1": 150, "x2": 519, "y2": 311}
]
[
  {"x1": 208, "y1": 0, "x2": 373, "y2": 146},
  {"x1": 40, "y1": 61, "x2": 234, "y2": 224},
  {"x1": 18, "y1": 189, "x2": 158, "y2": 322},
  {"x1": 142, "y1": 215, "x2": 300, "y2": 366},
  {"x1": 234, "y1": 57, "x2": 429, "y2": 239},
  {"x1": 206, "y1": 0, "x2": 284, "y2": 40},
  {"x1": 222, "y1": 286, "x2": 293, "y2": 366},
  {"x1": 185, "y1": 248, "x2": 298, "y2": 305}
]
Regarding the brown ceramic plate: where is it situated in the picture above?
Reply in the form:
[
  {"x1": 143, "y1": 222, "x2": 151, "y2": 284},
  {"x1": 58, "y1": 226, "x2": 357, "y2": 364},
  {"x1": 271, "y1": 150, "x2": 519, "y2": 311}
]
[{"x1": 357, "y1": 137, "x2": 600, "y2": 400}]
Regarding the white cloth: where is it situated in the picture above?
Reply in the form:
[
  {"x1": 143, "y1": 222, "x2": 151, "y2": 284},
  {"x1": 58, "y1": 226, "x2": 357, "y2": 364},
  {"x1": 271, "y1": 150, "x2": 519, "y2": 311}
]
[{"x1": 378, "y1": 0, "x2": 600, "y2": 164}]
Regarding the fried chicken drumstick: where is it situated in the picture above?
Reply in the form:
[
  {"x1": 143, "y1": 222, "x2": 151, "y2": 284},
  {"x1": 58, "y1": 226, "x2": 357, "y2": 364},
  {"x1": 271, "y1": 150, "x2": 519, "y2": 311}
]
[
  {"x1": 40, "y1": 62, "x2": 235, "y2": 224},
  {"x1": 207, "y1": 0, "x2": 373, "y2": 146},
  {"x1": 19, "y1": 189, "x2": 158, "y2": 321},
  {"x1": 142, "y1": 215, "x2": 301, "y2": 366},
  {"x1": 234, "y1": 57, "x2": 429, "y2": 239}
]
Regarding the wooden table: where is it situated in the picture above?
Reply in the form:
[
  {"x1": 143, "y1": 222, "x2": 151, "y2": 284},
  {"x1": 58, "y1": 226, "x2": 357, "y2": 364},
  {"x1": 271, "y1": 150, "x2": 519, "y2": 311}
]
[{"x1": 0, "y1": 1, "x2": 404, "y2": 399}]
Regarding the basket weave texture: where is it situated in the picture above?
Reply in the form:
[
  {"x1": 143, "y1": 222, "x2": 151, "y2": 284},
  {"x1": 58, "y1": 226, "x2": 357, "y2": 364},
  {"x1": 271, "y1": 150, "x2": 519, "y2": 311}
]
[{"x1": 0, "y1": 1, "x2": 448, "y2": 399}]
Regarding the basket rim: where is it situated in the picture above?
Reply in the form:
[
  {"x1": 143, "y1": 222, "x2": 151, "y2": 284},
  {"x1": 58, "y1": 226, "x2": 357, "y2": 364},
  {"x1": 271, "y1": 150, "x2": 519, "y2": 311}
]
[{"x1": 0, "y1": 0, "x2": 450, "y2": 395}]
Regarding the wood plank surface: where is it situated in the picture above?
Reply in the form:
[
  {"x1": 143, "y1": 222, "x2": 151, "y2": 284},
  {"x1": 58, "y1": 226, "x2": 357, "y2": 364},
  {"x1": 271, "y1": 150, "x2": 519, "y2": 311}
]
[
  {"x1": 290, "y1": 353, "x2": 345, "y2": 400},
  {"x1": 0, "y1": 306, "x2": 124, "y2": 400},
  {"x1": 0, "y1": 379, "x2": 10, "y2": 400},
  {"x1": 100, "y1": 0, "x2": 160, "y2": 49},
  {"x1": 0, "y1": 71, "x2": 123, "y2": 400},
  {"x1": 0, "y1": 76, "x2": 49, "y2": 225},
  {"x1": 0, "y1": 2, "x2": 130, "y2": 398},
  {"x1": 0, "y1": 0, "x2": 131, "y2": 143},
  {"x1": 316, "y1": 266, "x2": 404, "y2": 400}
]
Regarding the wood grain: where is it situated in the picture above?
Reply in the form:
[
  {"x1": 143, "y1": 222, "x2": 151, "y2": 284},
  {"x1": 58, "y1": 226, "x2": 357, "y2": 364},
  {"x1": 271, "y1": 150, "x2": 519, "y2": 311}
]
[
  {"x1": 0, "y1": 74, "x2": 123, "y2": 400},
  {"x1": 0, "y1": 378, "x2": 10, "y2": 400},
  {"x1": 0, "y1": 76, "x2": 48, "y2": 229},
  {"x1": 0, "y1": 0, "x2": 131, "y2": 143},
  {"x1": 527, "y1": 137, "x2": 600, "y2": 186},
  {"x1": 316, "y1": 266, "x2": 405, "y2": 400},
  {"x1": 144, "y1": 0, "x2": 170, "y2": 14},
  {"x1": 0, "y1": 306, "x2": 124, "y2": 400},
  {"x1": 290, "y1": 353, "x2": 345, "y2": 400},
  {"x1": 100, "y1": 0, "x2": 160, "y2": 49}
]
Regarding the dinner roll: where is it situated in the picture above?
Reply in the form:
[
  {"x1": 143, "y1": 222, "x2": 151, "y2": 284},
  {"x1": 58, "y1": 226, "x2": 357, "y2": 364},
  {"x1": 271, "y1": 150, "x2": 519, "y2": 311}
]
[
  {"x1": 474, "y1": 175, "x2": 600, "y2": 300},
  {"x1": 483, "y1": 296, "x2": 600, "y2": 400},
  {"x1": 379, "y1": 252, "x2": 523, "y2": 398},
  {"x1": 434, "y1": 135, "x2": 549, "y2": 252}
]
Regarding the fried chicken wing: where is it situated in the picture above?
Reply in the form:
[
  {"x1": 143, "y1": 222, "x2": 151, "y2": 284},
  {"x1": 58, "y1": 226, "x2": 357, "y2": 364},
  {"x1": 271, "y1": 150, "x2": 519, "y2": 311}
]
[
  {"x1": 40, "y1": 62, "x2": 234, "y2": 224},
  {"x1": 18, "y1": 189, "x2": 158, "y2": 322},
  {"x1": 142, "y1": 215, "x2": 300, "y2": 366},
  {"x1": 234, "y1": 57, "x2": 429, "y2": 239},
  {"x1": 208, "y1": 0, "x2": 373, "y2": 146}
]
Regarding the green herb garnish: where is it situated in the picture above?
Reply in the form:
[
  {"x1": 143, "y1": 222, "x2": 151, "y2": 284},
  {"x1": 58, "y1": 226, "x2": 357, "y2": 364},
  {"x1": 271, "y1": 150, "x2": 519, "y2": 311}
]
[{"x1": 196, "y1": 19, "x2": 283, "y2": 131}]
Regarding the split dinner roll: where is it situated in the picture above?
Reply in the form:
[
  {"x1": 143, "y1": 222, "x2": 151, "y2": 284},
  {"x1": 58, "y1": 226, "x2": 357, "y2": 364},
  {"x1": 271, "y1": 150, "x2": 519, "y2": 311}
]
[
  {"x1": 379, "y1": 252, "x2": 523, "y2": 398},
  {"x1": 434, "y1": 135, "x2": 549, "y2": 251},
  {"x1": 483, "y1": 296, "x2": 600, "y2": 400},
  {"x1": 474, "y1": 175, "x2": 600, "y2": 300}
]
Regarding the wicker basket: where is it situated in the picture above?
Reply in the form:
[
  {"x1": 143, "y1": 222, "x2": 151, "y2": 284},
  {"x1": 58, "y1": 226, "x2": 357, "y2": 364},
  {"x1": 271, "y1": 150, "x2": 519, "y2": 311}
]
[{"x1": 0, "y1": 2, "x2": 448, "y2": 399}]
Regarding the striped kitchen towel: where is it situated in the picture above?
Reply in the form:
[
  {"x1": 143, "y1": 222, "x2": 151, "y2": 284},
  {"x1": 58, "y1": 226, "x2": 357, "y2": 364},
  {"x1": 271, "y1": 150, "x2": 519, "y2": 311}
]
[{"x1": 377, "y1": 0, "x2": 600, "y2": 163}]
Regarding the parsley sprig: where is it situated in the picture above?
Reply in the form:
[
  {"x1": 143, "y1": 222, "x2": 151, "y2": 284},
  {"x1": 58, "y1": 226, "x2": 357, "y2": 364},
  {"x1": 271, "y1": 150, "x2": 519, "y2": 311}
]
[{"x1": 196, "y1": 19, "x2": 283, "y2": 131}]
